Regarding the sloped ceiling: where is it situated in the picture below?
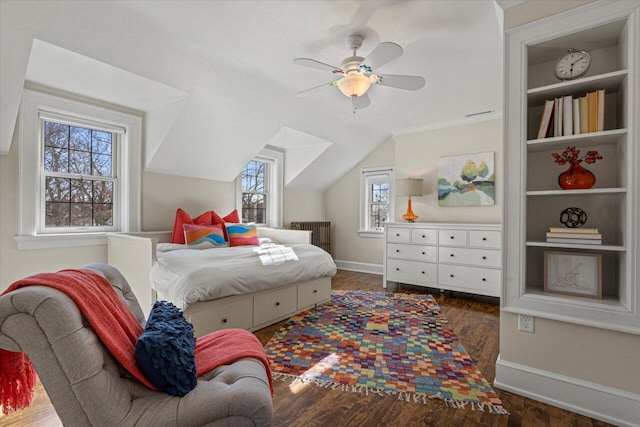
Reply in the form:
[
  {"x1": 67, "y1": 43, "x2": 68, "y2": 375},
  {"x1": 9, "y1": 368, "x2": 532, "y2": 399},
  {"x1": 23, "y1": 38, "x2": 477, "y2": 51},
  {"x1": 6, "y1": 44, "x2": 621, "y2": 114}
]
[{"x1": 0, "y1": 0, "x2": 503, "y2": 192}]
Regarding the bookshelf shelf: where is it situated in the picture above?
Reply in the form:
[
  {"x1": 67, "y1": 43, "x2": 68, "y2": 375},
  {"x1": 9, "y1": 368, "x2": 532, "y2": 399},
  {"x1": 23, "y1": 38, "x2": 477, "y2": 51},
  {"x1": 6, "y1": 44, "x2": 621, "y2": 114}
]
[
  {"x1": 526, "y1": 128, "x2": 627, "y2": 150},
  {"x1": 527, "y1": 69, "x2": 628, "y2": 104},
  {"x1": 526, "y1": 188, "x2": 627, "y2": 196},
  {"x1": 526, "y1": 241, "x2": 626, "y2": 252},
  {"x1": 503, "y1": 2, "x2": 640, "y2": 334}
]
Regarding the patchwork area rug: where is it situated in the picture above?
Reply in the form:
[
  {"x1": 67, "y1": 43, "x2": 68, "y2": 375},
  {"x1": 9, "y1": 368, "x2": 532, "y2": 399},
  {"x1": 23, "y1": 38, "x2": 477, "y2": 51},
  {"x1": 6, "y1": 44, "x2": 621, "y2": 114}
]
[{"x1": 265, "y1": 290, "x2": 507, "y2": 413}]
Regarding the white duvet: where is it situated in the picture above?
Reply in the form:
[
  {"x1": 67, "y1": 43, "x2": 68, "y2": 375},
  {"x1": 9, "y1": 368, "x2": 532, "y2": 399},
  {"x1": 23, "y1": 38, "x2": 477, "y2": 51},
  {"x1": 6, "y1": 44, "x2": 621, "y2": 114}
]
[{"x1": 150, "y1": 243, "x2": 337, "y2": 309}]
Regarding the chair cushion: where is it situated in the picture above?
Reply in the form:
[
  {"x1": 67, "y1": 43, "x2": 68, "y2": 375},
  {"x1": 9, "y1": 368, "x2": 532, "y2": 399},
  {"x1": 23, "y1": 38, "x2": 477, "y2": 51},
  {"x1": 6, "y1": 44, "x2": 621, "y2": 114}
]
[{"x1": 135, "y1": 301, "x2": 197, "y2": 396}]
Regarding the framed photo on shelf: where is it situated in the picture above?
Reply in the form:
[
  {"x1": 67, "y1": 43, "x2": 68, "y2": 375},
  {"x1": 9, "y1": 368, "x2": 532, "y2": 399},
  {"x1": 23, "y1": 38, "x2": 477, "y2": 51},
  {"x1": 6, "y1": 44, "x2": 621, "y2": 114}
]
[{"x1": 544, "y1": 251, "x2": 602, "y2": 298}]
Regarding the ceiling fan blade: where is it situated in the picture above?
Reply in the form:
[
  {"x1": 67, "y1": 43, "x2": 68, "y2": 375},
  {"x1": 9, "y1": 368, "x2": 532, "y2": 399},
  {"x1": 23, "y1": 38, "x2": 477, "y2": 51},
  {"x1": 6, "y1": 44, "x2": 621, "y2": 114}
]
[
  {"x1": 296, "y1": 80, "x2": 338, "y2": 95},
  {"x1": 376, "y1": 74, "x2": 426, "y2": 91},
  {"x1": 354, "y1": 93, "x2": 371, "y2": 110},
  {"x1": 360, "y1": 42, "x2": 403, "y2": 72},
  {"x1": 293, "y1": 58, "x2": 343, "y2": 74}
]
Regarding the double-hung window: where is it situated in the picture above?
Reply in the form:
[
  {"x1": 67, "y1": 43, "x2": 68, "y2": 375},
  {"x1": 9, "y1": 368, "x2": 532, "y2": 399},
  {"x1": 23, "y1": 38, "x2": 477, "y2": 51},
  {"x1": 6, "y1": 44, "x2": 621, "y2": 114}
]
[
  {"x1": 240, "y1": 159, "x2": 269, "y2": 224},
  {"x1": 359, "y1": 166, "x2": 395, "y2": 237},
  {"x1": 17, "y1": 89, "x2": 141, "y2": 250},
  {"x1": 41, "y1": 117, "x2": 118, "y2": 232},
  {"x1": 236, "y1": 148, "x2": 283, "y2": 227}
]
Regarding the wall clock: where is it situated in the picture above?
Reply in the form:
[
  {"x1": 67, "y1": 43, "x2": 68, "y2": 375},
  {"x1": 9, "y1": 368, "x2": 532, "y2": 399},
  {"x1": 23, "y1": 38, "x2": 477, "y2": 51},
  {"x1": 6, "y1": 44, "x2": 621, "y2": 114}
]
[{"x1": 554, "y1": 48, "x2": 591, "y2": 81}]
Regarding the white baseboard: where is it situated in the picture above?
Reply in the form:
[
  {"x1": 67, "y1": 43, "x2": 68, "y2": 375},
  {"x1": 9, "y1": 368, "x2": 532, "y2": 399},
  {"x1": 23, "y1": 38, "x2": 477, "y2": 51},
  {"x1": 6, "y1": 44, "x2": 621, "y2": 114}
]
[
  {"x1": 495, "y1": 357, "x2": 640, "y2": 427},
  {"x1": 334, "y1": 260, "x2": 383, "y2": 275}
]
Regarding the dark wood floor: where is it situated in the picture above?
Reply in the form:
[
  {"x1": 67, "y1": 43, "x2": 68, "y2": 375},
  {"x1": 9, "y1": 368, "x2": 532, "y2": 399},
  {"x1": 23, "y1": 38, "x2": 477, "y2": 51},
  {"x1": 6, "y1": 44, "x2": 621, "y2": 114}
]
[{"x1": 2, "y1": 270, "x2": 612, "y2": 427}]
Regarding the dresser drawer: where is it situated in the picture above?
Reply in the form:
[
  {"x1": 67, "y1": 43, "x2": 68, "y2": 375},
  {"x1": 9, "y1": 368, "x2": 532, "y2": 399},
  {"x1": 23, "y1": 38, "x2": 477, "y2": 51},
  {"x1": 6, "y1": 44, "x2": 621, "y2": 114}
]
[
  {"x1": 388, "y1": 243, "x2": 436, "y2": 262},
  {"x1": 187, "y1": 297, "x2": 253, "y2": 335},
  {"x1": 438, "y1": 229, "x2": 467, "y2": 247},
  {"x1": 298, "y1": 278, "x2": 331, "y2": 309},
  {"x1": 387, "y1": 227, "x2": 411, "y2": 243},
  {"x1": 254, "y1": 285, "x2": 297, "y2": 326},
  {"x1": 438, "y1": 264, "x2": 501, "y2": 297},
  {"x1": 386, "y1": 259, "x2": 436, "y2": 286},
  {"x1": 411, "y1": 229, "x2": 437, "y2": 245},
  {"x1": 438, "y1": 247, "x2": 501, "y2": 268},
  {"x1": 469, "y1": 230, "x2": 501, "y2": 249}
]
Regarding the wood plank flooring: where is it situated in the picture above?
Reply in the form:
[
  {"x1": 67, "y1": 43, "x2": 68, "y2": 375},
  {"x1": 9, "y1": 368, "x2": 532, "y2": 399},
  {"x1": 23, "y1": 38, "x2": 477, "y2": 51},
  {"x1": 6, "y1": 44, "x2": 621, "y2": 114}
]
[{"x1": 2, "y1": 270, "x2": 612, "y2": 427}]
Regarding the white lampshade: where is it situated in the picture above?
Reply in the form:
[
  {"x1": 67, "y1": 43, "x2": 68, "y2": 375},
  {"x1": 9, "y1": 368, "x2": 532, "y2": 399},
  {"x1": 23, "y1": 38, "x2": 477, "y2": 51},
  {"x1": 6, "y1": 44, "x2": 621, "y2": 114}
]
[
  {"x1": 337, "y1": 72, "x2": 372, "y2": 98},
  {"x1": 396, "y1": 178, "x2": 423, "y2": 197}
]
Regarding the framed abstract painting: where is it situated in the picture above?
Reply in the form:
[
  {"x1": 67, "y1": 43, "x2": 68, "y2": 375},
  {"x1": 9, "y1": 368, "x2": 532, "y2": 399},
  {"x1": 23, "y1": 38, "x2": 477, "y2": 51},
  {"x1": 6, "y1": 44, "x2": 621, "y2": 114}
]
[{"x1": 438, "y1": 152, "x2": 495, "y2": 206}]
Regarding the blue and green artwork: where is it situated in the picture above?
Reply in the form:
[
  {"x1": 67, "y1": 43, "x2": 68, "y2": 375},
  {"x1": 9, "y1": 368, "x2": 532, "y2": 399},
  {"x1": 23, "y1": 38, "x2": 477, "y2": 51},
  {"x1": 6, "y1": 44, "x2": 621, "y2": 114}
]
[{"x1": 438, "y1": 152, "x2": 495, "y2": 206}]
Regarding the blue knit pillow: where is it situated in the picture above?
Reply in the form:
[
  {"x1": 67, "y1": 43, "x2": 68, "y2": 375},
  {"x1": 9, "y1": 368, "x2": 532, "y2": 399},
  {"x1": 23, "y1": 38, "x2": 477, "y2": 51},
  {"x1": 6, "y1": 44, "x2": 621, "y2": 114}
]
[{"x1": 135, "y1": 301, "x2": 197, "y2": 396}]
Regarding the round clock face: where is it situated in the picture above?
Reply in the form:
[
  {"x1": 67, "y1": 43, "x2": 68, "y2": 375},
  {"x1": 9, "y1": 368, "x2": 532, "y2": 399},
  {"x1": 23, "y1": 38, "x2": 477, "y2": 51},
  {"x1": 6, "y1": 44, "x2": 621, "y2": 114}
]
[{"x1": 554, "y1": 49, "x2": 591, "y2": 80}]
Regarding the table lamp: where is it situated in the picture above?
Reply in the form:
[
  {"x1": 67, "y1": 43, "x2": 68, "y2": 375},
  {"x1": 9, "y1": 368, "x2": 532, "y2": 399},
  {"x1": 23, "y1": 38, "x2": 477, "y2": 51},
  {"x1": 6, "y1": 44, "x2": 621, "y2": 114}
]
[{"x1": 396, "y1": 178, "x2": 423, "y2": 222}]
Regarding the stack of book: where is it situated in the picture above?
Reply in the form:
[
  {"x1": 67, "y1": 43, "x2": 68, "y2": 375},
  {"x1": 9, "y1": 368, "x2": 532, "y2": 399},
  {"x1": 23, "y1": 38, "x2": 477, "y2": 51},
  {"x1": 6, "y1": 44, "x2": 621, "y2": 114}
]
[
  {"x1": 536, "y1": 89, "x2": 605, "y2": 139},
  {"x1": 546, "y1": 226, "x2": 602, "y2": 245}
]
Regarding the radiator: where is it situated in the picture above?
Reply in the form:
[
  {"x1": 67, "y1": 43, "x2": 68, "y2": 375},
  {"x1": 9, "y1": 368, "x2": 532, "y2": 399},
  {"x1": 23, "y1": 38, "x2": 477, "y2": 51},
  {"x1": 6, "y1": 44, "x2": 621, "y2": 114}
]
[{"x1": 290, "y1": 221, "x2": 331, "y2": 255}]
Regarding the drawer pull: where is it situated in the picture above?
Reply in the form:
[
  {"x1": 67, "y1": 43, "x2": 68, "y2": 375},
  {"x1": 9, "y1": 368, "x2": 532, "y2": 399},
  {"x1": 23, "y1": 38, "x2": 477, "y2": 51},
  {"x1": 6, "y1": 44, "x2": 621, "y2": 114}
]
[
  {"x1": 396, "y1": 268, "x2": 400, "y2": 271},
  {"x1": 222, "y1": 318, "x2": 228, "y2": 323},
  {"x1": 450, "y1": 236, "x2": 455, "y2": 239},
  {"x1": 422, "y1": 235, "x2": 426, "y2": 238},
  {"x1": 450, "y1": 274, "x2": 454, "y2": 278},
  {"x1": 483, "y1": 237, "x2": 487, "y2": 241},
  {"x1": 313, "y1": 289, "x2": 318, "y2": 294},
  {"x1": 482, "y1": 278, "x2": 487, "y2": 282},
  {"x1": 421, "y1": 271, "x2": 426, "y2": 274},
  {"x1": 482, "y1": 256, "x2": 487, "y2": 260},
  {"x1": 275, "y1": 302, "x2": 280, "y2": 306},
  {"x1": 396, "y1": 233, "x2": 400, "y2": 237},
  {"x1": 450, "y1": 254, "x2": 454, "y2": 257},
  {"x1": 422, "y1": 251, "x2": 426, "y2": 255},
  {"x1": 396, "y1": 249, "x2": 400, "y2": 253}
]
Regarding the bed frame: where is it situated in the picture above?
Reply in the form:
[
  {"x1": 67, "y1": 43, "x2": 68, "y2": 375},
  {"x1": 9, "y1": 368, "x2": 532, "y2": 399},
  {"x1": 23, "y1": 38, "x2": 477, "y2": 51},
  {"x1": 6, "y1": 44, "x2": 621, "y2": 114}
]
[{"x1": 107, "y1": 228, "x2": 332, "y2": 337}]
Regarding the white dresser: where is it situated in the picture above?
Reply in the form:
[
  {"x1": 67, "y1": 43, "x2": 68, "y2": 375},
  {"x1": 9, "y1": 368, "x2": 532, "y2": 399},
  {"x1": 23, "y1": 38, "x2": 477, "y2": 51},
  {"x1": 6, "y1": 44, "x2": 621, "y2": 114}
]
[{"x1": 383, "y1": 222, "x2": 502, "y2": 297}]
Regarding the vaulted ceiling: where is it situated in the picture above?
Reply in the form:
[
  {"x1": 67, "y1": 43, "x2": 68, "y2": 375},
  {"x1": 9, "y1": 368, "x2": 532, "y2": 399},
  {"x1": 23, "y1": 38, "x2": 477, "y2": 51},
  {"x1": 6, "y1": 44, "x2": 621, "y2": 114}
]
[{"x1": 0, "y1": 1, "x2": 503, "y2": 192}]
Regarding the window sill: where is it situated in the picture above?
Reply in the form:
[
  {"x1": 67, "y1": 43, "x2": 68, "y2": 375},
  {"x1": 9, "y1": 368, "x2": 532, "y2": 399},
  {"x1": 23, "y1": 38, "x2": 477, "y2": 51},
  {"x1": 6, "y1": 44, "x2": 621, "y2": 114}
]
[
  {"x1": 15, "y1": 233, "x2": 108, "y2": 250},
  {"x1": 358, "y1": 230, "x2": 385, "y2": 239}
]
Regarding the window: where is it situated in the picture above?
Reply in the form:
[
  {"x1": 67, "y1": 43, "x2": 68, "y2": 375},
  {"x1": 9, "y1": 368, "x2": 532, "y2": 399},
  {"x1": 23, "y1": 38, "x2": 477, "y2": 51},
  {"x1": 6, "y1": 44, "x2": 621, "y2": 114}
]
[
  {"x1": 236, "y1": 148, "x2": 283, "y2": 227},
  {"x1": 240, "y1": 160, "x2": 268, "y2": 224},
  {"x1": 359, "y1": 167, "x2": 395, "y2": 238},
  {"x1": 41, "y1": 119, "x2": 117, "y2": 232},
  {"x1": 17, "y1": 89, "x2": 141, "y2": 250}
]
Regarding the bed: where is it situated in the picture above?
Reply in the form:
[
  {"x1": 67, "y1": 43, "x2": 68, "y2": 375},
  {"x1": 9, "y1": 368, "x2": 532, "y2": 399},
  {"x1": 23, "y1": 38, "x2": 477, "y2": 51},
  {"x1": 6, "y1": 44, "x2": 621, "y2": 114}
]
[{"x1": 107, "y1": 227, "x2": 336, "y2": 337}]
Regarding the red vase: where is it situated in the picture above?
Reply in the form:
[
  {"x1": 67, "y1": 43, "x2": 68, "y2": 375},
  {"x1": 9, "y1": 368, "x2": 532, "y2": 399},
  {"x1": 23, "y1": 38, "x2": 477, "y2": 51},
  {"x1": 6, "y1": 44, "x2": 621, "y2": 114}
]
[{"x1": 558, "y1": 162, "x2": 596, "y2": 190}]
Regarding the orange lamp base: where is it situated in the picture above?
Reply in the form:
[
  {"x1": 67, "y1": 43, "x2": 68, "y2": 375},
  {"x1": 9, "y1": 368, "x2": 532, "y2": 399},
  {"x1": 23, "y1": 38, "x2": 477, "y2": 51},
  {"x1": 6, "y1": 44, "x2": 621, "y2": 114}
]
[{"x1": 401, "y1": 198, "x2": 419, "y2": 222}]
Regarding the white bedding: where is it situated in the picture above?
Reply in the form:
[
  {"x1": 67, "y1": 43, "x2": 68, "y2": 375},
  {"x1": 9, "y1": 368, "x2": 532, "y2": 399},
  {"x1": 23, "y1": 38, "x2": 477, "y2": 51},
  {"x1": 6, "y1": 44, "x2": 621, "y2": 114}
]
[{"x1": 150, "y1": 243, "x2": 337, "y2": 309}]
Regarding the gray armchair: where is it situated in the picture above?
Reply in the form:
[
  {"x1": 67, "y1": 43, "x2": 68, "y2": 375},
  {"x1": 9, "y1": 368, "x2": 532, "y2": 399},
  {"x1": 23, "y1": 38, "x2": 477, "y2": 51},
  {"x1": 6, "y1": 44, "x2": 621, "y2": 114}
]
[{"x1": 0, "y1": 263, "x2": 273, "y2": 426}]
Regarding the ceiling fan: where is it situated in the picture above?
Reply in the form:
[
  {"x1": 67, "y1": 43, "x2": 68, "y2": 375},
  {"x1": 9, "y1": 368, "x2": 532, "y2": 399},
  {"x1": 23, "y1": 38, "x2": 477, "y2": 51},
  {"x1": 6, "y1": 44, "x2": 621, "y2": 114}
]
[{"x1": 294, "y1": 34, "x2": 426, "y2": 113}]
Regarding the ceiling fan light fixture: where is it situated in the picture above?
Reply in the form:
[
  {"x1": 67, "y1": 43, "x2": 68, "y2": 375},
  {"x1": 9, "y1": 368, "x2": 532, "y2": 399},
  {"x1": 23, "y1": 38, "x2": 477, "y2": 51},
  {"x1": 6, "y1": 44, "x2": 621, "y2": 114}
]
[{"x1": 337, "y1": 72, "x2": 372, "y2": 98}]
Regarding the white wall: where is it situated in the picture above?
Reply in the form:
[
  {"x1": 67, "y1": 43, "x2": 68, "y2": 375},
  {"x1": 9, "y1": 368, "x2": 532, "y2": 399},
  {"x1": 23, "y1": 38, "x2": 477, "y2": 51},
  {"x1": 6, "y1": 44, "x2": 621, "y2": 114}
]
[
  {"x1": 394, "y1": 118, "x2": 502, "y2": 224},
  {"x1": 283, "y1": 188, "x2": 324, "y2": 228},
  {"x1": 324, "y1": 139, "x2": 395, "y2": 266}
]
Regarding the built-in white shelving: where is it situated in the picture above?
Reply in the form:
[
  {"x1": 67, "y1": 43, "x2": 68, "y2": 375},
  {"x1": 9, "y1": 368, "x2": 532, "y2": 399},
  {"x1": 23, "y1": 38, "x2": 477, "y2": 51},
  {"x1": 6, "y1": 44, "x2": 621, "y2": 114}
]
[{"x1": 503, "y1": 1, "x2": 640, "y2": 334}]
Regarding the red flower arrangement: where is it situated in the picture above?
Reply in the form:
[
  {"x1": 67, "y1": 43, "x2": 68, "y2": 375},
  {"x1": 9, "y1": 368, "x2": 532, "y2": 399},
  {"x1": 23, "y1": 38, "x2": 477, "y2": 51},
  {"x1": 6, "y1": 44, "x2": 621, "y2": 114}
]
[{"x1": 551, "y1": 147, "x2": 603, "y2": 165}]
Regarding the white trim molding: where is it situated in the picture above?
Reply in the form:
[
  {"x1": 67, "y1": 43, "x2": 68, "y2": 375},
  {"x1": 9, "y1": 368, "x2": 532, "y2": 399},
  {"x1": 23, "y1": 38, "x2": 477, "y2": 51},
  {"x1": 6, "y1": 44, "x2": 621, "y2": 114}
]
[
  {"x1": 393, "y1": 111, "x2": 502, "y2": 136},
  {"x1": 334, "y1": 260, "x2": 383, "y2": 275},
  {"x1": 495, "y1": 357, "x2": 640, "y2": 427}
]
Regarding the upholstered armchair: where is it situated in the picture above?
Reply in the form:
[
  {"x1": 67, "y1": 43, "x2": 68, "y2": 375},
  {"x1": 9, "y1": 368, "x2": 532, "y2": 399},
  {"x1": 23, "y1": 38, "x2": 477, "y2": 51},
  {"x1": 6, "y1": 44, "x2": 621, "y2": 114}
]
[{"x1": 0, "y1": 263, "x2": 273, "y2": 426}]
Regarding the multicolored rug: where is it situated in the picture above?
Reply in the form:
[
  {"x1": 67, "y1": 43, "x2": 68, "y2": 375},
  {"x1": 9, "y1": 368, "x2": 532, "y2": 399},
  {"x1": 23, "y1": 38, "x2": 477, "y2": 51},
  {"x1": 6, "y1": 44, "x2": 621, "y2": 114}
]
[{"x1": 265, "y1": 290, "x2": 507, "y2": 414}]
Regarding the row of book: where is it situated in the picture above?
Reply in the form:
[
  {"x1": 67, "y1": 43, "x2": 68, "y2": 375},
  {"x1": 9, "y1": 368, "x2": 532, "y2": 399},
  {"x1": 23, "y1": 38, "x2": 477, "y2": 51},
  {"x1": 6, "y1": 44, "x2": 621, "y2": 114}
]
[
  {"x1": 546, "y1": 226, "x2": 602, "y2": 245},
  {"x1": 536, "y1": 89, "x2": 605, "y2": 140}
]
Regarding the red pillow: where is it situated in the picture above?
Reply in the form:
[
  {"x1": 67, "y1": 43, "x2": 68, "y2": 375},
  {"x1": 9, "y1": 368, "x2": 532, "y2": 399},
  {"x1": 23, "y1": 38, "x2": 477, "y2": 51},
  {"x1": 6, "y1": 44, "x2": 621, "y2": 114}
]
[
  {"x1": 171, "y1": 209, "x2": 214, "y2": 244},
  {"x1": 211, "y1": 209, "x2": 240, "y2": 240}
]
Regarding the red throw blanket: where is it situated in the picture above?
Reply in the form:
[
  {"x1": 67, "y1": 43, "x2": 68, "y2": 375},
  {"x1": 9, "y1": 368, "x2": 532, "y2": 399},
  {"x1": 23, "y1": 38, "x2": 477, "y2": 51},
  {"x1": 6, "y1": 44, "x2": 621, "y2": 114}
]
[{"x1": 0, "y1": 269, "x2": 273, "y2": 415}]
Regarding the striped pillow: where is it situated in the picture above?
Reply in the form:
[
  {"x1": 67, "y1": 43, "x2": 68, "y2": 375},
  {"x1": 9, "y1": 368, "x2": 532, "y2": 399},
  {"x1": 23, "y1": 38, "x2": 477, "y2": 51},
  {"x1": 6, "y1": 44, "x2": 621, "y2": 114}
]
[
  {"x1": 183, "y1": 223, "x2": 227, "y2": 248},
  {"x1": 226, "y1": 223, "x2": 260, "y2": 246}
]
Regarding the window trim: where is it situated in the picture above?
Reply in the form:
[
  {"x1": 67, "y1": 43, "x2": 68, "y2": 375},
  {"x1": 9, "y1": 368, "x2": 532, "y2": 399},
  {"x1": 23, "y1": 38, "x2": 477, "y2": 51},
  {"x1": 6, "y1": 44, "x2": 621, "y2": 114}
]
[
  {"x1": 16, "y1": 89, "x2": 141, "y2": 250},
  {"x1": 359, "y1": 166, "x2": 395, "y2": 238},
  {"x1": 236, "y1": 148, "x2": 283, "y2": 228}
]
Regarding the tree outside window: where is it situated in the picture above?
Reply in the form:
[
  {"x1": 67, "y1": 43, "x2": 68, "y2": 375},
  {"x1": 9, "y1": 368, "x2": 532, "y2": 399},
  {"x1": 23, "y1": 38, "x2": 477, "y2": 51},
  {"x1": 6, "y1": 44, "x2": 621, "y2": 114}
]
[
  {"x1": 241, "y1": 160, "x2": 268, "y2": 223},
  {"x1": 369, "y1": 181, "x2": 389, "y2": 230}
]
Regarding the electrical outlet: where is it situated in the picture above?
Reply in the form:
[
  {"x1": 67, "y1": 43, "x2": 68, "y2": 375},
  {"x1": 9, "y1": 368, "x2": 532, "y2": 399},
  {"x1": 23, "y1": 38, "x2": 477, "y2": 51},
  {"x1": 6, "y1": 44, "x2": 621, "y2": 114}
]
[{"x1": 518, "y1": 314, "x2": 535, "y2": 333}]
